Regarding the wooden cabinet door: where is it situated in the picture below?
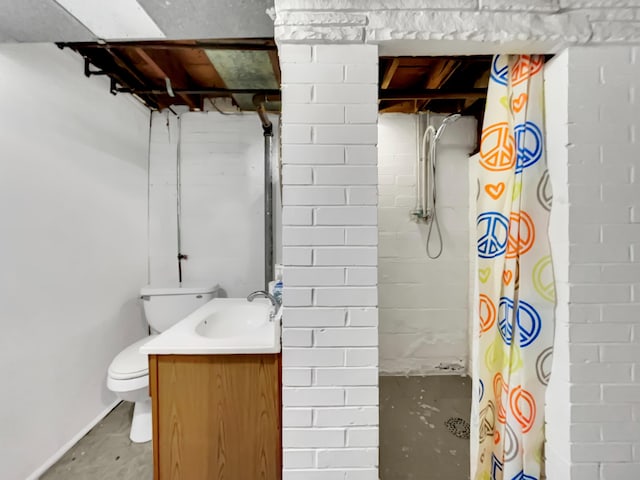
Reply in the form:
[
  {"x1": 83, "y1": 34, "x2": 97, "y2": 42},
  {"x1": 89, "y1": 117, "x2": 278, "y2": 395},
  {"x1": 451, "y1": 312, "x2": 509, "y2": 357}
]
[{"x1": 150, "y1": 354, "x2": 281, "y2": 480}]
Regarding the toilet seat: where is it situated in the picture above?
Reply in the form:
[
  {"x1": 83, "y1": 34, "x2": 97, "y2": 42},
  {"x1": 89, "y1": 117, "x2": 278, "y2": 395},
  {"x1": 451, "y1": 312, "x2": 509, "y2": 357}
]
[
  {"x1": 108, "y1": 335, "x2": 157, "y2": 381},
  {"x1": 107, "y1": 373, "x2": 149, "y2": 395}
]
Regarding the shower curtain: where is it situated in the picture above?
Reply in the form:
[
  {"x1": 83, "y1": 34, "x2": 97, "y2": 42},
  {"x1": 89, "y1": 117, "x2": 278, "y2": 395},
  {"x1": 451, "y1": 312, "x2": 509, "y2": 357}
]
[{"x1": 471, "y1": 54, "x2": 555, "y2": 480}]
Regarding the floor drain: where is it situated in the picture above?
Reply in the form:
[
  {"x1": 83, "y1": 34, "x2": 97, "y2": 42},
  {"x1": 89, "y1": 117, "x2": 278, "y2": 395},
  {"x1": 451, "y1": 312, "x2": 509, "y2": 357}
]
[{"x1": 445, "y1": 417, "x2": 470, "y2": 439}]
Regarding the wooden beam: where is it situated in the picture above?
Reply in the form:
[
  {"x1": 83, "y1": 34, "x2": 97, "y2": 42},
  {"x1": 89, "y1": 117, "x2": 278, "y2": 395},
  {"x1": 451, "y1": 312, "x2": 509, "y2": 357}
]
[
  {"x1": 424, "y1": 59, "x2": 459, "y2": 89},
  {"x1": 134, "y1": 47, "x2": 199, "y2": 110},
  {"x1": 420, "y1": 59, "x2": 460, "y2": 110},
  {"x1": 464, "y1": 68, "x2": 491, "y2": 109},
  {"x1": 268, "y1": 49, "x2": 281, "y2": 86},
  {"x1": 379, "y1": 88, "x2": 487, "y2": 101},
  {"x1": 379, "y1": 100, "x2": 417, "y2": 113},
  {"x1": 175, "y1": 44, "x2": 233, "y2": 108},
  {"x1": 380, "y1": 58, "x2": 400, "y2": 90},
  {"x1": 172, "y1": 46, "x2": 227, "y2": 89}
]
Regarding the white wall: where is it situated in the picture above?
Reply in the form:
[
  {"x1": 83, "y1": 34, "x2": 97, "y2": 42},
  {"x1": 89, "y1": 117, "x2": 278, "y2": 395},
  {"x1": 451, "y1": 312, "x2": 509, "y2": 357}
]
[
  {"x1": 148, "y1": 111, "x2": 279, "y2": 297},
  {"x1": 0, "y1": 44, "x2": 150, "y2": 480},
  {"x1": 378, "y1": 113, "x2": 476, "y2": 375},
  {"x1": 544, "y1": 49, "x2": 571, "y2": 479}
]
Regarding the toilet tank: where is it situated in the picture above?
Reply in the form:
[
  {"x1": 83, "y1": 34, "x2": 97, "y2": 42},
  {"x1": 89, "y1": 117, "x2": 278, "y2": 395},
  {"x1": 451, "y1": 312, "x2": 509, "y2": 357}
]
[{"x1": 140, "y1": 283, "x2": 220, "y2": 332}]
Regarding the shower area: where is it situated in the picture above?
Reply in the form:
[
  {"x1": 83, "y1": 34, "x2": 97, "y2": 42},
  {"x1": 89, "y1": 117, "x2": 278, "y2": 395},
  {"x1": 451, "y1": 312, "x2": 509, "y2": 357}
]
[{"x1": 377, "y1": 56, "x2": 489, "y2": 479}]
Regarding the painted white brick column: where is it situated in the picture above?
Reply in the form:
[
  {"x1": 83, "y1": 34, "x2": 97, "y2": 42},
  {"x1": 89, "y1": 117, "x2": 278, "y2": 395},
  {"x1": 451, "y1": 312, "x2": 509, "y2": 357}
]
[
  {"x1": 279, "y1": 44, "x2": 379, "y2": 479},
  {"x1": 544, "y1": 50, "x2": 571, "y2": 480},
  {"x1": 565, "y1": 45, "x2": 640, "y2": 480}
]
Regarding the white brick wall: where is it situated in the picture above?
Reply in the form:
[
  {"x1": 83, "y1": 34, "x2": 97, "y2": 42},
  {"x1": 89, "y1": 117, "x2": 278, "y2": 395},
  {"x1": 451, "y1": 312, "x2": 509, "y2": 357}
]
[
  {"x1": 280, "y1": 44, "x2": 379, "y2": 479},
  {"x1": 561, "y1": 45, "x2": 640, "y2": 479},
  {"x1": 148, "y1": 112, "x2": 279, "y2": 296},
  {"x1": 274, "y1": 0, "x2": 640, "y2": 48},
  {"x1": 535, "y1": 44, "x2": 640, "y2": 480},
  {"x1": 275, "y1": 2, "x2": 640, "y2": 478},
  {"x1": 378, "y1": 113, "x2": 477, "y2": 375}
]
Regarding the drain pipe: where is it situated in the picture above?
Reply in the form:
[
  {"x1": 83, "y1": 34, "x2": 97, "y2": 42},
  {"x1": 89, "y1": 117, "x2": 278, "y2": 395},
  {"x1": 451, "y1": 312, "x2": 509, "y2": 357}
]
[
  {"x1": 253, "y1": 95, "x2": 274, "y2": 291},
  {"x1": 176, "y1": 114, "x2": 188, "y2": 284}
]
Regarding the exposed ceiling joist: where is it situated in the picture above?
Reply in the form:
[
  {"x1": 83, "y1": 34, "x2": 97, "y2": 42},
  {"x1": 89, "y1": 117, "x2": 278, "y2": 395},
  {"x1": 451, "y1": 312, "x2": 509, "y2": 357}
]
[
  {"x1": 104, "y1": 47, "x2": 148, "y2": 87},
  {"x1": 380, "y1": 100, "x2": 417, "y2": 114},
  {"x1": 62, "y1": 38, "x2": 281, "y2": 112},
  {"x1": 69, "y1": 43, "x2": 501, "y2": 116},
  {"x1": 171, "y1": 45, "x2": 228, "y2": 90},
  {"x1": 380, "y1": 58, "x2": 400, "y2": 90},
  {"x1": 133, "y1": 47, "x2": 199, "y2": 110},
  {"x1": 424, "y1": 59, "x2": 459, "y2": 89},
  {"x1": 419, "y1": 59, "x2": 460, "y2": 111},
  {"x1": 379, "y1": 88, "x2": 487, "y2": 101},
  {"x1": 268, "y1": 50, "x2": 282, "y2": 86},
  {"x1": 378, "y1": 56, "x2": 492, "y2": 114}
]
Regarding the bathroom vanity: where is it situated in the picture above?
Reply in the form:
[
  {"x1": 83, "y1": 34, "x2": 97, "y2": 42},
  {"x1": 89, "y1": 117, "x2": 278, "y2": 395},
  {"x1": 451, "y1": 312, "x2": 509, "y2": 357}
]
[
  {"x1": 140, "y1": 298, "x2": 282, "y2": 480},
  {"x1": 148, "y1": 353, "x2": 281, "y2": 480}
]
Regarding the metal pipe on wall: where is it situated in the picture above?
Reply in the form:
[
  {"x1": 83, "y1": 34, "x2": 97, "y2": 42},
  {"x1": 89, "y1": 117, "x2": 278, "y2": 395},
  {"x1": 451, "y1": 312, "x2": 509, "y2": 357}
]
[
  {"x1": 176, "y1": 114, "x2": 187, "y2": 283},
  {"x1": 253, "y1": 95, "x2": 274, "y2": 291},
  {"x1": 263, "y1": 131, "x2": 274, "y2": 291}
]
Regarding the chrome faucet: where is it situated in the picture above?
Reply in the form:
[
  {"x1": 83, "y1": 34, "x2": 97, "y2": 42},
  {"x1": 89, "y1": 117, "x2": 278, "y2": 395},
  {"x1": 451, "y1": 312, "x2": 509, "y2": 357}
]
[{"x1": 247, "y1": 290, "x2": 281, "y2": 321}]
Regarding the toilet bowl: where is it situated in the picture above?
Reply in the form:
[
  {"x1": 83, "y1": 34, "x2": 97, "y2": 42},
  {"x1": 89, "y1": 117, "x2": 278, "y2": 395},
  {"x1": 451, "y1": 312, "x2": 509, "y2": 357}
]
[
  {"x1": 107, "y1": 283, "x2": 219, "y2": 443},
  {"x1": 107, "y1": 336, "x2": 155, "y2": 442}
]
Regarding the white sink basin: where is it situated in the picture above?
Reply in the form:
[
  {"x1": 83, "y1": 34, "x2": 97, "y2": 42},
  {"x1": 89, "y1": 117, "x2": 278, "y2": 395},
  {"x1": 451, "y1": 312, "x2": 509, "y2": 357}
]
[
  {"x1": 196, "y1": 302, "x2": 271, "y2": 339},
  {"x1": 140, "y1": 297, "x2": 281, "y2": 355}
]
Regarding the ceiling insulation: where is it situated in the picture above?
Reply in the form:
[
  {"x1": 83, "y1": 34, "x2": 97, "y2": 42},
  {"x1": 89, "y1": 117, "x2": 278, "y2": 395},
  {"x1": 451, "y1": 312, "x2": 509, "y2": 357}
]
[{"x1": 205, "y1": 49, "x2": 279, "y2": 110}]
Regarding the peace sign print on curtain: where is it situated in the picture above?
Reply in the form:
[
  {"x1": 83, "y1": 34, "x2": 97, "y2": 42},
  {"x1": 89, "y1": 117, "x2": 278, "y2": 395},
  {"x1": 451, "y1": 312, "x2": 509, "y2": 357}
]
[{"x1": 471, "y1": 54, "x2": 555, "y2": 480}]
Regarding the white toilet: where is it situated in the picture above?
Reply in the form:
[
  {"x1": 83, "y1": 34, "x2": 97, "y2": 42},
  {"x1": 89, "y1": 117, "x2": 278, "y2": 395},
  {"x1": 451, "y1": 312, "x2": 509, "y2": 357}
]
[{"x1": 107, "y1": 283, "x2": 219, "y2": 442}]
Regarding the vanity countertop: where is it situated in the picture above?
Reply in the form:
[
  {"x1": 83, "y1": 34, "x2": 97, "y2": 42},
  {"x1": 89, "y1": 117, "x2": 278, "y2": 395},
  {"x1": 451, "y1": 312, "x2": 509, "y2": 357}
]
[{"x1": 140, "y1": 297, "x2": 281, "y2": 355}]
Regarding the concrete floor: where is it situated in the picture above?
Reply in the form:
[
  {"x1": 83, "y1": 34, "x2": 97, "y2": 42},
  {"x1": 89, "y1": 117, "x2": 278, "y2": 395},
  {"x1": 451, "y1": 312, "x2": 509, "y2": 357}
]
[
  {"x1": 380, "y1": 375, "x2": 472, "y2": 480},
  {"x1": 43, "y1": 376, "x2": 471, "y2": 480},
  {"x1": 41, "y1": 402, "x2": 152, "y2": 480}
]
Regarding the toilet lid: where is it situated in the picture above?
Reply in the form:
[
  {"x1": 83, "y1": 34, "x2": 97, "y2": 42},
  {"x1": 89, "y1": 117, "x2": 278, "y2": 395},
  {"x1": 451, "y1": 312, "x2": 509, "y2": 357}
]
[{"x1": 108, "y1": 335, "x2": 157, "y2": 380}]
